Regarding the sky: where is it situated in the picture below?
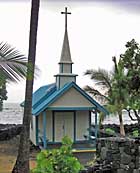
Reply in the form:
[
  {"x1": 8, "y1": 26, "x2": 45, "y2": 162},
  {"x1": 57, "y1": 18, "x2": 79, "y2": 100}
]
[{"x1": 1, "y1": 0, "x2": 140, "y2": 103}]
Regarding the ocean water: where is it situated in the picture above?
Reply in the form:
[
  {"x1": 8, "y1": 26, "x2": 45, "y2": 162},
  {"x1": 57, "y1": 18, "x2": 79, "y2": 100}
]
[
  {"x1": 0, "y1": 103, "x2": 134, "y2": 124},
  {"x1": 0, "y1": 103, "x2": 23, "y2": 124}
]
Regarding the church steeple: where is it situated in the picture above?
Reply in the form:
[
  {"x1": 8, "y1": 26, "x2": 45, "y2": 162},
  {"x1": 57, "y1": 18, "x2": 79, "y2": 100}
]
[
  {"x1": 55, "y1": 7, "x2": 78, "y2": 90},
  {"x1": 59, "y1": 29, "x2": 73, "y2": 64},
  {"x1": 60, "y1": 7, "x2": 73, "y2": 64}
]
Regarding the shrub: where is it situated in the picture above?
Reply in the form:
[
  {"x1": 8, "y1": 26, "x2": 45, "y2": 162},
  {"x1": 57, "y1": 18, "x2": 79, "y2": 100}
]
[
  {"x1": 132, "y1": 130, "x2": 139, "y2": 137},
  {"x1": 31, "y1": 136, "x2": 83, "y2": 173},
  {"x1": 105, "y1": 128, "x2": 115, "y2": 135}
]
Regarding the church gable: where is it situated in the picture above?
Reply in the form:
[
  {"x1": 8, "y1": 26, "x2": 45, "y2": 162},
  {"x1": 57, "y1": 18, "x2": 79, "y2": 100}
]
[{"x1": 49, "y1": 86, "x2": 95, "y2": 108}]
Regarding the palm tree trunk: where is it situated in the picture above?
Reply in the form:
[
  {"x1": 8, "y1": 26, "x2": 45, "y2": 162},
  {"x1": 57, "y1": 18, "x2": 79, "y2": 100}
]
[
  {"x1": 12, "y1": 0, "x2": 40, "y2": 172},
  {"x1": 118, "y1": 111, "x2": 125, "y2": 137}
]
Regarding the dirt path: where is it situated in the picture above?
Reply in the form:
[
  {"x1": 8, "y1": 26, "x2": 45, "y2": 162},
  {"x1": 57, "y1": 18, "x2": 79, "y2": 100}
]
[
  {"x1": 0, "y1": 135, "x2": 96, "y2": 172},
  {"x1": 0, "y1": 136, "x2": 39, "y2": 173}
]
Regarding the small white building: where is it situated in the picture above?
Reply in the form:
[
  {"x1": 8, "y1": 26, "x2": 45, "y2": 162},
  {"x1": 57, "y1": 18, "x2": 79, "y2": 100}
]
[{"x1": 27, "y1": 7, "x2": 108, "y2": 149}]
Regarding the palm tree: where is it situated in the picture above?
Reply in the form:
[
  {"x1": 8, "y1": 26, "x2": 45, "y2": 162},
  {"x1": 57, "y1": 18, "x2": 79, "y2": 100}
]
[
  {"x1": 0, "y1": 42, "x2": 27, "y2": 110},
  {"x1": 0, "y1": 42, "x2": 27, "y2": 82},
  {"x1": 84, "y1": 68, "x2": 112, "y2": 101},
  {"x1": 12, "y1": 0, "x2": 40, "y2": 172},
  {"x1": 84, "y1": 57, "x2": 127, "y2": 136}
]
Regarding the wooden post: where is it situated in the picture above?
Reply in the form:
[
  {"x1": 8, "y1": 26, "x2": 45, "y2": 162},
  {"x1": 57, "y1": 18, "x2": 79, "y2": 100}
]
[
  {"x1": 43, "y1": 111, "x2": 47, "y2": 148},
  {"x1": 74, "y1": 111, "x2": 76, "y2": 142},
  {"x1": 36, "y1": 116, "x2": 39, "y2": 145},
  {"x1": 89, "y1": 111, "x2": 93, "y2": 144},
  {"x1": 95, "y1": 109, "x2": 98, "y2": 142}
]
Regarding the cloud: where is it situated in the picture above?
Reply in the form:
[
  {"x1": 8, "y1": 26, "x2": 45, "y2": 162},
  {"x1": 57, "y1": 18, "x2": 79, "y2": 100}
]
[
  {"x1": 45, "y1": 0, "x2": 140, "y2": 14},
  {"x1": 5, "y1": 0, "x2": 139, "y2": 14}
]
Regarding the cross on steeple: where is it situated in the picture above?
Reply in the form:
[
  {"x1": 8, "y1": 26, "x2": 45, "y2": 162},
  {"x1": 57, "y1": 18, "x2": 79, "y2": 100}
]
[
  {"x1": 55, "y1": 7, "x2": 77, "y2": 90},
  {"x1": 61, "y1": 7, "x2": 71, "y2": 30}
]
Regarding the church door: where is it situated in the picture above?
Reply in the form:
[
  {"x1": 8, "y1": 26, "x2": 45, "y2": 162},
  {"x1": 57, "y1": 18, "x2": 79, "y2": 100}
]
[{"x1": 54, "y1": 112, "x2": 74, "y2": 142}]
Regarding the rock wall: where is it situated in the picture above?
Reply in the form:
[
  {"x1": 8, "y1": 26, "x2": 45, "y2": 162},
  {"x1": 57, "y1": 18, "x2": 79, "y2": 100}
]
[
  {"x1": 100, "y1": 123, "x2": 140, "y2": 134},
  {"x1": 0, "y1": 124, "x2": 22, "y2": 140},
  {"x1": 96, "y1": 137, "x2": 140, "y2": 173},
  {"x1": 90, "y1": 124, "x2": 140, "y2": 138}
]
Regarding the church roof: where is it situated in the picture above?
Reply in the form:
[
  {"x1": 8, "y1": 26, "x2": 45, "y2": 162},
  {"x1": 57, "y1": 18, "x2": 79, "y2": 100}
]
[
  {"x1": 59, "y1": 29, "x2": 73, "y2": 64},
  {"x1": 20, "y1": 83, "x2": 56, "y2": 109},
  {"x1": 31, "y1": 82, "x2": 109, "y2": 115},
  {"x1": 32, "y1": 83, "x2": 56, "y2": 109}
]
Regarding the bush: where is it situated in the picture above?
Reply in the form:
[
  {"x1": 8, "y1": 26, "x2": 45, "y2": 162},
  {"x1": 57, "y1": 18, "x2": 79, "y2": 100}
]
[
  {"x1": 105, "y1": 128, "x2": 116, "y2": 135},
  {"x1": 132, "y1": 130, "x2": 139, "y2": 137},
  {"x1": 31, "y1": 136, "x2": 83, "y2": 173}
]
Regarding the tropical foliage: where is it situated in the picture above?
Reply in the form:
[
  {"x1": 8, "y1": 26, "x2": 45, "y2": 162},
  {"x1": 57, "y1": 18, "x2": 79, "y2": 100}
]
[
  {"x1": 0, "y1": 42, "x2": 27, "y2": 110},
  {"x1": 132, "y1": 130, "x2": 139, "y2": 137},
  {"x1": 0, "y1": 42, "x2": 27, "y2": 82},
  {"x1": 120, "y1": 39, "x2": 140, "y2": 125},
  {"x1": 84, "y1": 39, "x2": 140, "y2": 136},
  {"x1": 105, "y1": 128, "x2": 116, "y2": 135},
  {"x1": 85, "y1": 60, "x2": 126, "y2": 136},
  {"x1": 32, "y1": 136, "x2": 83, "y2": 173}
]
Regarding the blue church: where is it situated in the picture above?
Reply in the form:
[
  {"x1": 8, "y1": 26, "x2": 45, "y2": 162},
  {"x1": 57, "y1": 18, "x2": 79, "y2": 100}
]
[{"x1": 28, "y1": 7, "x2": 108, "y2": 149}]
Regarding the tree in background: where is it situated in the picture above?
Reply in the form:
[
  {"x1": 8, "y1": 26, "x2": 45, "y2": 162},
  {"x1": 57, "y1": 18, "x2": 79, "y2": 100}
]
[
  {"x1": 84, "y1": 68, "x2": 112, "y2": 126},
  {"x1": 85, "y1": 39, "x2": 140, "y2": 136},
  {"x1": 84, "y1": 57, "x2": 127, "y2": 136},
  {"x1": 120, "y1": 39, "x2": 140, "y2": 125},
  {"x1": 0, "y1": 42, "x2": 27, "y2": 110},
  {"x1": 12, "y1": 0, "x2": 40, "y2": 172},
  {"x1": 0, "y1": 79, "x2": 7, "y2": 111},
  {"x1": 110, "y1": 56, "x2": 128, "y2": 136}
]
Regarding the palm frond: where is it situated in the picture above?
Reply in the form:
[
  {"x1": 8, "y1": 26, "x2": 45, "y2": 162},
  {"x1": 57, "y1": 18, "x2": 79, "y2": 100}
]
[
  {"x1": 84, "y1": 85, "x2": 110, "y2": 101},
  {"x1": 84, "y1": 85, "x2": 102, "y2": 96},
  {"x1": 84, "y1": 68, "x2": 112, "y2": 90},
  {"x1": 0, "y1": 42, "x2": 27, "y2": 82}
]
